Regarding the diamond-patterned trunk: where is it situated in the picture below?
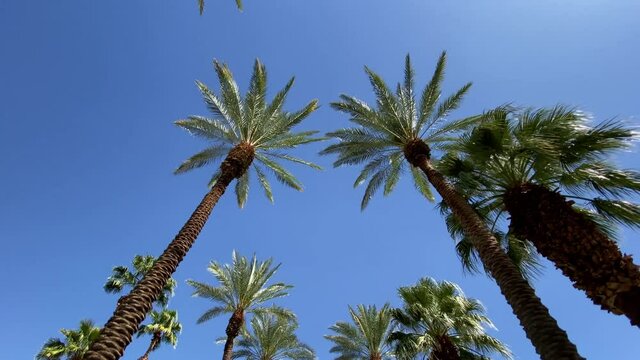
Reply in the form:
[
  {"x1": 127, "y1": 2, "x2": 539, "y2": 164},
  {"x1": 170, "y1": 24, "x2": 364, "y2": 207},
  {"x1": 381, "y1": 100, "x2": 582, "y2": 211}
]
[
  {"x1": 84, "y1": 143, "x2": 255, "y2": 360},
  {"x1": 504, "y1": 183, "x2": 640, "y2": 326},
  {"x1": 405, "y1": 138, "x2": 583, "y2": 360},
  {"x1": 222, "y1": 309, "x2": 245, "y2": 360}
]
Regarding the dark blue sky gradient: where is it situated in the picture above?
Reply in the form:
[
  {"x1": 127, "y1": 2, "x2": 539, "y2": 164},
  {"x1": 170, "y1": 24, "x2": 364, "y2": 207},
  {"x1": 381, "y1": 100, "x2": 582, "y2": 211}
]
[{"x1": 2, "y1": 1, "x2": 639, "y2": 359}]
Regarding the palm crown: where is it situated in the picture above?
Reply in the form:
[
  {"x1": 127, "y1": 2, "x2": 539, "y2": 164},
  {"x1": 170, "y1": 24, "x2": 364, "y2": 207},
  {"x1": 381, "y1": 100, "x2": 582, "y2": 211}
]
[
  {"x1": 186, "y1": 251, "x2": 293, "y2": 324},
  {"x1": 175, "y1": 59, "x2": 321, "y2": 208},
  {"x1": 321, "y1": 52, "x2": 481, "y2": 209},
  {"x1": 104, "y1": 255, "x2": 177, "y2": 308},
  {"x1": 390, "y1": 278, "x2": 511, "y2": 360},
  {"x1": 137, "y1": 309, "x2": 182, "y2": 349},
  {"x1": 36, "y1": 320, "x2": 101, "y2": 360},
  {"x1": 440, "y1": 105, "x2": 640, "y2": 243},
  {"x1": 233, "y1": 313, "x2": 316, "y2": 360},
  {"x1": 325, "y1": 304, "x2": 395, "y2": 360}
]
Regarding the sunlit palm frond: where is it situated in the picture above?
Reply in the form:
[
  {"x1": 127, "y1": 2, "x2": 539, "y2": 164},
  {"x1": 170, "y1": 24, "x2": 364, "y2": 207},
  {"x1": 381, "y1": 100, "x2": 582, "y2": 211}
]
[
  {"x1": 325, "y1": 304, "x2": 395, "y2": 360},
  {"x1": 323, "y1": 52, "x2": 478, "y2": 209},
  {"x1": 390, "y1": 278, "x2": 511, "y2": 360},
  {"x1": 187, "y1": 251, "x2": 292, "y2": 325},
  {"x1": 176, "y1": 59, "x2": 321, "y2": 206},
  {"x1": 234, "y1": 313, "x2": 315, "y2": 360}
]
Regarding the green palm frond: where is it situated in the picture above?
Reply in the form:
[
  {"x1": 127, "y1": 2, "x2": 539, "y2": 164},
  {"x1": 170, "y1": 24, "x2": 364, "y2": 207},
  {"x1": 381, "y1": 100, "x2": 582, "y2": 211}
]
[
  {"x1": 390, "y1": 278, "x2": 512, "y2": 360},
  {"x1": 137, "y1": 309, "x2": 182, "y2": 348},
  {"x1": 176, "y1": 59, "x2": 321, "y2": 206},
  {"x1": 440, "y1": 105, "x2": 640, "y2": 267},
  {"x1": 187, "y1": 251, "x2": 292, "y2": 325},
  {"x1": 323, "y1": 52, "x2": 480, "y2": 209},
  {"x1": 233, "y1": 313, "x2": 315, "y2": 360},
  {"x1": 104, "y1": 255, "x2": 176, "y2": 308},
  {"x1": 37, "y1": 320, "x2": 101, "y2": 360},
  {"x1": 325, "y1": 304, "x2": 395, "y2": 360}
]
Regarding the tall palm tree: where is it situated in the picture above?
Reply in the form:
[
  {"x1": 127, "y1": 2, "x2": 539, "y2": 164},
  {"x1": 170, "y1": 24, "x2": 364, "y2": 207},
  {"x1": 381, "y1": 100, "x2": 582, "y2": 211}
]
[
  {"x1": 85, "y1": 59, "x2": 320, "y2": 360},
  {"x1": 390, "y1": 278, "x2": 512, "y2": 360},
  {"x1": 36, "y1": 320, "x2": 101, "y2": 360},
  {"x1": 104, "y1": 255, "x2": 177, "y2": 308},
  {"x1": 187, "y1": 251, "x2": 294, "y2": 360},
  {"x1": 198, "y1": 0, "x2": 243, "y2": 15},
  {"x1": 136, "y1": 309, "x2": 182, "y2": 360},
  {"x1": 439, "y1": 106, "x2": 640, "y2": 325},
  {"x1": 232, "y1": 313, "x2": 315, "y2": 360},
  {"x1": 321, "y1": 52, "x2": 583, "y2": 360},
  {"x1": 325, "y1": 304, "x2": 395, "y2": 360}
]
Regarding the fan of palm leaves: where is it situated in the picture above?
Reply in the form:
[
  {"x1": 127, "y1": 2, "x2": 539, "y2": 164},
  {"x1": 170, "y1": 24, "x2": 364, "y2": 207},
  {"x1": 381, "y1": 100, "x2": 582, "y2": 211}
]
[
  {"x1": 186, "y1": 251, "x2": 294, "y2": 325},
  {"x1": 321, "y1": 51, "x2": 483, "y2": 209},
  {"x1": 175, "y1": 59, "x2": 321, "y2": 208},
  {"x1": 233, "y1": 313, "x2": 315, "y2": 360},
  {"x1": 325, "y1": 304, "x2": 396, "y2": 360},
  {"x1": 440, "y1": 105, "x2": 640, "y2": 240}
]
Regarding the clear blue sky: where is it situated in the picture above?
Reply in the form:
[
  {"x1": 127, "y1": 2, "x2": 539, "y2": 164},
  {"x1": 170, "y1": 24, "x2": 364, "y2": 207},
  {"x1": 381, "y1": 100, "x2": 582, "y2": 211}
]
[{"x1": 2, "y1": 1, "x2": 639, "y2": 359}]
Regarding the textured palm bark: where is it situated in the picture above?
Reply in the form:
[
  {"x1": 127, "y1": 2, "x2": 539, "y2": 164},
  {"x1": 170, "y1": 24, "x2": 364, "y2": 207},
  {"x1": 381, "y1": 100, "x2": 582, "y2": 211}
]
[
  {"x1": 504, "y1": 183, "x2": 640, "y2": 326},
  {"x1": 138, "y1": 332, "x2": 161, "y2": 360},
  {"x1": 84, "y1": 143, "x2": 255, "y2": 360},
  {"x1": 429, "y1": 335, "x2": 460, "y2": 360},
  {"x1": 403, "y1": 139, "x2": 583, "y2": 360},
  {"x1": 369, "y1": 354, "x2": 382, "y2": 360},
  {"x1": 222, "y1": 309, "x2": 245, "y2": 360}
]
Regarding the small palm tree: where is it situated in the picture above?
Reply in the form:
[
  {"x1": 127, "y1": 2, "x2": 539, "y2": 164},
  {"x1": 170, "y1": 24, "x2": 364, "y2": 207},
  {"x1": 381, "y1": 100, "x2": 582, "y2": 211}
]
[
  {"x1": 325, "y1": 304, "x2": 395, "y2": 360},
  {"x1": 198, "y1": 0, "x2": 243, "y2": 15},
  {"x1": 104, "y1": 255, "x2": 177, "y2": 308},
  {"x1": 439, "y1": 105, "x2": 640, "y2": 325},
  {"x1": 85, "y1": 59, "x2": 319, "y2": 360},
  {"x1": 321, "y1": 52, "x2": 583, "y2": 360},
  {"x1": 36, "y1": 320, "x2": 101, "y2": 360},
  {"x1": 187, "y1": 251, "x2": 294, "y2": 360},
  {"x1": 390, "y1": 278, "x2": 512, "y2": 360},
  {"x1": 136, "y1": 309, "x2": 182, "y2": 360},
  {"x1": 233, "y1": 313, "x2": 316, "y2": 360}
]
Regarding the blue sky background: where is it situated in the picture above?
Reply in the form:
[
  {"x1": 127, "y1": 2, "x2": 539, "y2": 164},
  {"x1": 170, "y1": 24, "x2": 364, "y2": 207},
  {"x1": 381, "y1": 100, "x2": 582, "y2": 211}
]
[{"x1": 2, "y1": 1, "x2": 640, "y2": 359}]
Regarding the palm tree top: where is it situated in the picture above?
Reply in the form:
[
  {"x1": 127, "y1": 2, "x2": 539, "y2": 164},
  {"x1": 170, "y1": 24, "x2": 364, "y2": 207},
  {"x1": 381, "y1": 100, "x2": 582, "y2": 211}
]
[
  {"x1": 175, "y1": 58, "x2": 322, "y2": 208},
  {"x1": 137, "y1": 309, "x2": 182, "y2": 348},
  {"x1": 233, "y1": 313, "x2": 316, "y2": 360},
  {"x1": 325, "y1": 304, "x2": 395, "y2": 360},
  {"x1": 36, "y1": 320, "x2": 101, "y2": 360},
  {"x1": 186, "y1": 251, "x2": 293, "y2": 324},
  {"x1": 321, "y1": 52, "x2": 482, "y2": 209},
  {"x1": 440, "y1": 105, "x2": 640, "y2": 236},
  {"x1": 391, "y1": 278, "x2": 512, "y2": 360}
]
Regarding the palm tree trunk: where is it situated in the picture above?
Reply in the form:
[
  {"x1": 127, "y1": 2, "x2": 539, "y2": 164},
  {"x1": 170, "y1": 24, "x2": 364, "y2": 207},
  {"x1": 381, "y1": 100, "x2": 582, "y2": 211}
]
[
  {"x1": 416, "y1": 158, "x2": 584, "y2": 360},
  {"x1": 138, "y1": 333, "x2": 161, "y2": 360},
  {"x1": 222, "y1": 309, "x2": 245, "y2": 360},
  {"x1": 504, "y1": 183, "x2": 640, "y2": 326},
  {"x1": 429, "y1": 335, "x2": 460, "y2": 360},
  {"x1": 84, "y1": 143, "x2": 255, "y2": 360}
]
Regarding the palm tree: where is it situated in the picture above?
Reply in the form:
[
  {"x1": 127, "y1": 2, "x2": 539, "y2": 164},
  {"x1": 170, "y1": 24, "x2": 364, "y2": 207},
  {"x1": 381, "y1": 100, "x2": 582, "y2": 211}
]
[
  {"x1": 187, "y1": 251, "x2": 294, "y2": 360},
  {"x1": 232, "y1": 313, "x2": 315, "y2": 360},
  {"x1": 321, "y1": 52, "x2": 583, "y2": 360},
  {"x1": 136, "y1": 309, "x2": 182, "y2": 360},
  {"x1": 104, "y1": 255, "x2": 177, "y2": 308},
  {"x1": 439, "y1": 105, "x2": 640, "y2": 325},
  {"x1": 36, "y1": 320, "x2": 101, "y2": 360},
  {"x1": 325, "y1": 304, "x2": 395, "y2": 360},
  {"x1": 85, "y1": 59, "x2": 320, "y2": 360},
  {"x1": 198, "y1": 0, "x2": 243, "y2": 15},
  {"x1": 390, "y1": 278, "x2": 511, "y2": 360}
]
